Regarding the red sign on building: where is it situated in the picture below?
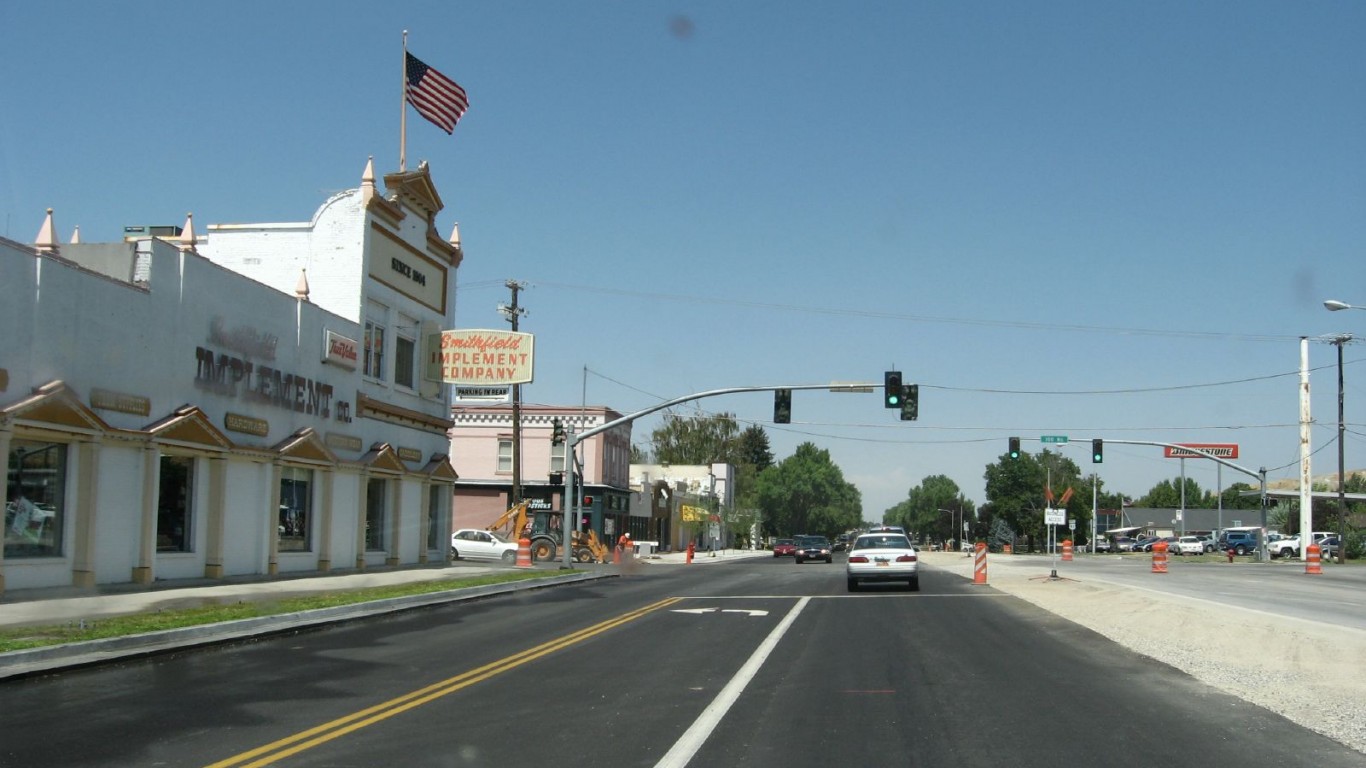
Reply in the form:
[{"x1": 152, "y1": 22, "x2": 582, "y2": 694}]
[{"x1": 1164, "y1": 443, "x2": 1239, "y2": 459}]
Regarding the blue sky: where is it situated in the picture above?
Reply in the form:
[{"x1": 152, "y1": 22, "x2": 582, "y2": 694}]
[{"x1": 3, "y1": 1, "x2": 1363, "y2": 520}]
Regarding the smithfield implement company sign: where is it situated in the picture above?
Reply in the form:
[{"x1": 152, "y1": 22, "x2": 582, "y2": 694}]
[{"x1": 437, "y1": 330, "x2": 534, "y2": 385}]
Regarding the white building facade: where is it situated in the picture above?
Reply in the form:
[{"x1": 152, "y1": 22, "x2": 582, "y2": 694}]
[
  {"x1": 1, "y1": 160, "x2": 461, "y2": 594},
  {"x1": 630, "y1": 463, "x2": 738, "y2": 551}
]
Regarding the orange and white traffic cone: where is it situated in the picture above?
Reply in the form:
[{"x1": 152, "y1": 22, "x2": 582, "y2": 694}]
[
  {"x1": 517, "y1": 537, "x2": 533, "y2": 568},
  {"x1": 1062, "y1": 539, "x2": 1074, "y2": 562}
]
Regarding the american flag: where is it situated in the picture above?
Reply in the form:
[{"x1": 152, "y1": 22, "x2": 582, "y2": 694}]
[{"x1": 405, "y1": 52, "x2": 469, "y2": 134}]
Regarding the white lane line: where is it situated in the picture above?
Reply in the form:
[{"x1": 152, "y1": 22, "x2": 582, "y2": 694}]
[{"x1": 653, "y1": 596, "x2": 810, "y2": 768}]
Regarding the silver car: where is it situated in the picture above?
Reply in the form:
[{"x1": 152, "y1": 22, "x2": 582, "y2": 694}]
[{"x1": 846, "y1": 533, "x2": 919, "y2": 592}]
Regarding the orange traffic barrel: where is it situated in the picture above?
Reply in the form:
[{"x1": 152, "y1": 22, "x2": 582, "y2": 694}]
[
  {"x1": 517, "y1": 537, "x2": 533, "y2": 568},
  {"x1": 1062, "y1": 539, "x2": 1074, "y2": 561},
  {"x1": 1305, "y1": 543, "x2": 1322, "y2": 575},
  {"x1": 1151, "y1": 541, "x2": 1168, "y2": 573}
]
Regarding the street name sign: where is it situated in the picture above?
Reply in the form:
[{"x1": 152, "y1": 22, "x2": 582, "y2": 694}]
[{"x1": 1040, "y1": 435, "x2": 1069, "y2": 443}]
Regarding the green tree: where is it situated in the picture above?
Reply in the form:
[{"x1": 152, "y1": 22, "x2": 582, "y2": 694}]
[
  {"x1": 983, "y1": 448, "x2": 1092, "y2": 549},
  {"x1": 646, "y1": 414, "x2": 776, "y2": 540},
  {"x1": 756, "y1": 442, "x2": 861, "y2": 538},
  {"x1": 1137, "y1": 477, "x2": 1212, "y2": 508},
  {"x1": 737, "y1": 425, "x2": 774, "y2": 471},
  {"x1": 884, "y1": 475, "x2": 976, "y2": 545},
  {"x1": 649, "y1": 411, "x2": 742, "y2": 465}
]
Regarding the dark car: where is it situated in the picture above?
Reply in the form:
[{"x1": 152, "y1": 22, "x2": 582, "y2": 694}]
[
  {"x1": 794, "y1": 535, "x2": 833, "y2": 564},
  {"x1": 1218, "y1": 531, "x2": 1259, "y2": 556},
  {"x1": 1318, "y1": 536, "x2": 1342, "y2": 559},
  {"x1": 772, "y1": 538, "x2": 798, "y2": 557},
  {"x1": 833, "y1": 534, "x2": 851, "y2": 552}
]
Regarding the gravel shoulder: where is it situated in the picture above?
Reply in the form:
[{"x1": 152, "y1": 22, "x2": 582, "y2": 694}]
[{"x1": 918, "y1": 551, "x2": 1366, "y2": 754}]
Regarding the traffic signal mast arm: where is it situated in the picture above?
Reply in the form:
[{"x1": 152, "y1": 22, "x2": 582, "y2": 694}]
[
  {"x1": 1013, "y1": 435, "x2": 1270, "y2": 556},
  {"x1": 558, "y1": 382, "x2": 877, "y2": 568},
  {"x1": 1100, "y1": 439, "x2": 1264, "y2": 486},
  {"x1": 566, "y1": 383, "x2": 875, "y2": 445},
  {"x1": 1012, "y1": 436, "x2": 1260, "y2": 481}
]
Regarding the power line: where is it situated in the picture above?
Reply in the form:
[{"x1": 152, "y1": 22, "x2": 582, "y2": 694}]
[{"x1": 534, "y1": 280, "x2": 1308, "y2": 343}]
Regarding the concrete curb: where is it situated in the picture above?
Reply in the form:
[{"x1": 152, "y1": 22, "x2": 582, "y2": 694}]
[{"x1": 0, "y1": 571, "x2": 612, "y2": 681}]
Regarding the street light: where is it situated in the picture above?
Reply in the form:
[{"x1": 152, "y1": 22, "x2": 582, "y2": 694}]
[
  {"x1": 1323, "y1": 299, "x2": 1362, "y2": 313},
  {"x1": 1323, "y1": 298, "x2": 1360, "y2": 565},
  {"x1": 938, "y1": 508, "x2": 956, "y2": 552},
  {"x1": 938, "y1": 507, "x2": 969, "y2": 553}
]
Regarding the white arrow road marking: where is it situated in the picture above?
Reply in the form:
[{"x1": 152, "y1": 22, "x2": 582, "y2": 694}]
[
  {"x1": 669, "y1": 608, "x2": 770, "y2": 617},
  {"x1": 655, "y1": 598, "x2": 810, "y2": 768}
]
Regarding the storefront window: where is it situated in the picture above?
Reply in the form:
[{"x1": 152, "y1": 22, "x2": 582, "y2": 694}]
[
  {"x1": 427, "y1": 485, "x2": 442, "y2": 550},
  {"x1": 157, "y1": 455, "x2": 194, "y2": 552},
  {"x1": 365, "y1": 477, "x2": 387, "y2": 551},
  {"x1": 279, "y1": 466, "x2": 313, "y2": 552},
  {"x1": 5, "y1": 440, "x2": 67, "y2": 558}
]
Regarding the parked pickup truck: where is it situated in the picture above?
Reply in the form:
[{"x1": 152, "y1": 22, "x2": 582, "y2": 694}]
[
  {"x1": 1268, "y1": 531, "x2": 1336, "y2": 558},
  {"x1": 1268, "y1": 535, "x2": 1300, "y2": 559}
]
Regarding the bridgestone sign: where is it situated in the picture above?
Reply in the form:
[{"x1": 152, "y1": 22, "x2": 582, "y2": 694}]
[{"x1": 1164, "y1": 443, "x2": 1239, "y2": 459}]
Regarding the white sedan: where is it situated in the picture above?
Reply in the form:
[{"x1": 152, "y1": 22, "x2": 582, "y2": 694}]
[
  {"x1": 846, "y1": 533, "x2": 919, "y2": 592},
  {"x1": 1175, "y1": 536, "x2": 1205, "y2": 556},
  {"x1": 450, "y1": 529, "x2": 519, "y2": 563}
]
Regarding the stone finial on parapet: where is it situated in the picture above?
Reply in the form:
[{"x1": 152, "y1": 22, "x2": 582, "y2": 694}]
[{"x1": 35, "y1": 208, "x2": 59, "y2": 254}]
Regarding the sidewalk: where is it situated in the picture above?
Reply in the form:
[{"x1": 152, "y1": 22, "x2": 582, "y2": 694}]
[{"x1": 638, "y1": 547, "x2": 772, "y2": 565}]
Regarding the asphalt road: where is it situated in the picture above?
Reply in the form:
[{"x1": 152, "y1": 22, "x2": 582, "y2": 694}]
[{"x1": 1, "y1": 558, "x2": 1360, "y2": 768}]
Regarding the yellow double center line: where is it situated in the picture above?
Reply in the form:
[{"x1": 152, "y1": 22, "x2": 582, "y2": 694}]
[{"x1": 207, "y1": 596, "x2": 683, "y2": 768}]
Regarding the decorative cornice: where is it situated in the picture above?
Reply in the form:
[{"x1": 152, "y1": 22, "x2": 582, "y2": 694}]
[
  {"x1": 2, "y1": 381, "x2": 108, "y2": 435},
  {"x1": 357, "y1": 391, "x2": 453, "y2": 434},
  {"x1": 273, "y1": 427, "x2": 338, "y2": 465},
  {"x1": 145, "y1": 404, "x2": 234, "y2": 451},
  {"x1": 359, "y1": 442, "x2": 408, "y2": 474}
]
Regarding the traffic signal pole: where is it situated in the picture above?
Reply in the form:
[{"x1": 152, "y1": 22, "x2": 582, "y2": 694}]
[
  {"x1": 1023, "y1": 436, "x2": 1270, "y2": 561},
  {"x1": 559, "y1": 382, "x2": 877, "y2": 569}
]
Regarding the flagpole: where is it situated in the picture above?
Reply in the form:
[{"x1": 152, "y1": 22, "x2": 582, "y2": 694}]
[{"x1": 400, "y1": 29, "x2": 408, "y2": 172}]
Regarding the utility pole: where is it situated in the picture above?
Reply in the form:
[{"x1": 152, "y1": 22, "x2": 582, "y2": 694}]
[
  {"x1": 1333, "y1": 334, "x2": 1350, "y2": 565},
  {"x1": 499, "y1": 280, "x2": 527, "y2": 506}
]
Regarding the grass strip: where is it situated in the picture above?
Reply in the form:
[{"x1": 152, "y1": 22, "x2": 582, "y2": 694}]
[{"x1": 0, "y1": 570, "x2": 570, "y2": 653}]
